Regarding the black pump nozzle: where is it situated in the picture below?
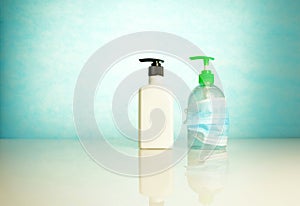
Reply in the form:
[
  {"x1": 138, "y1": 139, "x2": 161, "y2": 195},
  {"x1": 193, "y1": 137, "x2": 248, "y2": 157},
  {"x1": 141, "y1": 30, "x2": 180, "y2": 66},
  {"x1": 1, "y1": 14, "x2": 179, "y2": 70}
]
[
  {"x1": 139, "y1": 58, "x2": 164, "y2": 67},
  {"x1": 139, "y1": 58, "x2": 165, "y2": 77}
]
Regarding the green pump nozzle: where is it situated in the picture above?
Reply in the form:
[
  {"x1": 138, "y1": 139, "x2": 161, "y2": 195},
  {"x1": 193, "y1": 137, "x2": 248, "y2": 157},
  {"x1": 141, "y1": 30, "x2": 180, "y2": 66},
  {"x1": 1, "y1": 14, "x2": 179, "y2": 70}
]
[{"x1": 190, "y1": 56, "x2": 215, "y2": 86}]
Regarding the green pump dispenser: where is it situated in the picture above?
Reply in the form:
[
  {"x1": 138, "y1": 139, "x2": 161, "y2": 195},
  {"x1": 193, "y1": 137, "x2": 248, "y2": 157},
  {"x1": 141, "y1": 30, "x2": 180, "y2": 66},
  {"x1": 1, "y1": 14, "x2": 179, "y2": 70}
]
[{"x1": 190, "y1": 56, "x2": 215, "y2": 86}]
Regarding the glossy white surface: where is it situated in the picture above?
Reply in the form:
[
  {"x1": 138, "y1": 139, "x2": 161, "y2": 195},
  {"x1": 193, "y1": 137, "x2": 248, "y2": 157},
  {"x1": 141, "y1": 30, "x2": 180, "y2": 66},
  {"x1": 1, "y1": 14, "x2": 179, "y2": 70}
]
[{"x1": 1, "y1": 139, "x2": 300, "y2": 206}]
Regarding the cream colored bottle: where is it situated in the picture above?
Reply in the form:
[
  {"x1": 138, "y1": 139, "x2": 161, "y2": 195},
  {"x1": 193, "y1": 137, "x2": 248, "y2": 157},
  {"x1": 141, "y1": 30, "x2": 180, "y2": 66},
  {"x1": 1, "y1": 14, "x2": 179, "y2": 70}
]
[{"x1": 138, "y1": 58, "x2": 174, "y2": 149}]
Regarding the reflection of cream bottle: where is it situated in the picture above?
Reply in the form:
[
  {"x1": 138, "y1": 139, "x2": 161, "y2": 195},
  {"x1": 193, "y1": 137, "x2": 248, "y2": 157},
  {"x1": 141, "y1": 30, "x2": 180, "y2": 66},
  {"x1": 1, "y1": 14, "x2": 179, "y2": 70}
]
[
  {"x1": 186, "y1": 149, "x2": 228, "y2": 205},
  {"x1": 139, "y1": 150, "x2": 173, "y2": 206},
  {"x1": 138, "y1": 58, "x2": 174, "y2": 149}
]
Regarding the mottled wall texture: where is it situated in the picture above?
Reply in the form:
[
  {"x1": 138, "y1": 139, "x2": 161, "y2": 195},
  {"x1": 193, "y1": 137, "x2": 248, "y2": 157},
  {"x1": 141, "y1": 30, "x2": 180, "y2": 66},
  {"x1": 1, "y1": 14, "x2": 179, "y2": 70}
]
[{"x1": 1, "y1": 0, "x2": 299, "y2": 138}]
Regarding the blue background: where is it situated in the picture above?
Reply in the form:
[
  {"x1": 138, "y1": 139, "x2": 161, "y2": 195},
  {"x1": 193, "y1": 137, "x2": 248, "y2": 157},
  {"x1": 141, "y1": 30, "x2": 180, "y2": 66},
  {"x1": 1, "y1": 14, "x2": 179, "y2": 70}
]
[{"x1": 1, "y1": 0, "x2": 300, "y2": 138}]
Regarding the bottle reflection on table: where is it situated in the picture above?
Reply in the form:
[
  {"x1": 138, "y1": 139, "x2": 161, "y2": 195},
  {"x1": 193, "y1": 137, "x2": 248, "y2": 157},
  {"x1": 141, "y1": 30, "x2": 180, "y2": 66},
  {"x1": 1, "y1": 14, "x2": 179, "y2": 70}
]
[
  {"x1": 139, "y1": 149, "x2": 173, "y2": 206},
  {"x1": 186, "y1": 146, "x2": 228, "y2": 205}
]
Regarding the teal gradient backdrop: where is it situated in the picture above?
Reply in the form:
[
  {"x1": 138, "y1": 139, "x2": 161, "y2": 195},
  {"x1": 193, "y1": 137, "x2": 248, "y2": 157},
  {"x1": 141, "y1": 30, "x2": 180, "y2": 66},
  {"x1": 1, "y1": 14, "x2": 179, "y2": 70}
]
[{"x1": 1, "y1": 0, "x2": 299, "y2": 138}]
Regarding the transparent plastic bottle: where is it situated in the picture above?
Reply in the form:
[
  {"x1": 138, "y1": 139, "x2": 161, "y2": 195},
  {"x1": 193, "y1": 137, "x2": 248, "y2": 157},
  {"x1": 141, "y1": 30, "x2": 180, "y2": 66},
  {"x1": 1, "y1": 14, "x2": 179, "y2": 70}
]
[{"x1": 185, "y1": 56, "x2": 229, "y2": 150}]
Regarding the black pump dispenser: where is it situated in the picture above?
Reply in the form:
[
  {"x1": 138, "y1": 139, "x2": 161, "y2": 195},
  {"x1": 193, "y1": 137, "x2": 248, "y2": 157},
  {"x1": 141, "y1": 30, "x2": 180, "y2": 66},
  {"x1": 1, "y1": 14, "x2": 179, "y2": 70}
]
[{"x1": 139, "y1": 58, "x2": 164, "y2": 76}]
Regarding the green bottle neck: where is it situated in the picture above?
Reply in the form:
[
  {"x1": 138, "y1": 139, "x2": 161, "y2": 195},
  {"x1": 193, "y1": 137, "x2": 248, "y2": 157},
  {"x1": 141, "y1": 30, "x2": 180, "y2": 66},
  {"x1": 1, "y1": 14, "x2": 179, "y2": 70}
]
[{"x1": 199, "y1": 70, "x2": 214, "y2": 86}]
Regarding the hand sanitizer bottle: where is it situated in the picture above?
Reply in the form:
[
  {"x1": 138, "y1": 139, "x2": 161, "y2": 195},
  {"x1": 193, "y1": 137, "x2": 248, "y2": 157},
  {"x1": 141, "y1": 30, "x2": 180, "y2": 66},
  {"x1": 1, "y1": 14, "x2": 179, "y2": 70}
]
[
  {"x1": 185, "y1": 56, "x2": 229, "y2": 150},
  {"x1": 138, "y1": 58, "x2": 174, "y2": 149}
]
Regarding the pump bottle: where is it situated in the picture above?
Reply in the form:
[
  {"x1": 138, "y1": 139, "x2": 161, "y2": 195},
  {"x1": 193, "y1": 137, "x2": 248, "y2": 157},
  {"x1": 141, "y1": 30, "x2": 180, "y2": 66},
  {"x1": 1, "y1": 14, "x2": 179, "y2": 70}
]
[
  {"x1": 185, "y1": 56, "x2": 229, "y2": 149},
  {"x1": 138, "y1": 58, "x2": 174, "y2": 149}
]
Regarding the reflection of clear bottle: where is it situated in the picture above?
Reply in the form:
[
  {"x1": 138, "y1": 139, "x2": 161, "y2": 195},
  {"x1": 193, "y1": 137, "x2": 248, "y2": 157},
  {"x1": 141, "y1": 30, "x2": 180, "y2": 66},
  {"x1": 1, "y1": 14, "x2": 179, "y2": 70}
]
[
  {"x1": 138, "y1": 58, "x2": 174, "y2": 149},
  {"x1": 186, "y1": 149, "x2": 228, "y2": 205},
  {"x1": 139, "y1": 150, "x2": 173, "y2": 206},
  {"x1": 185, "y1": 56, "x2": 229, "y2": 149}
]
